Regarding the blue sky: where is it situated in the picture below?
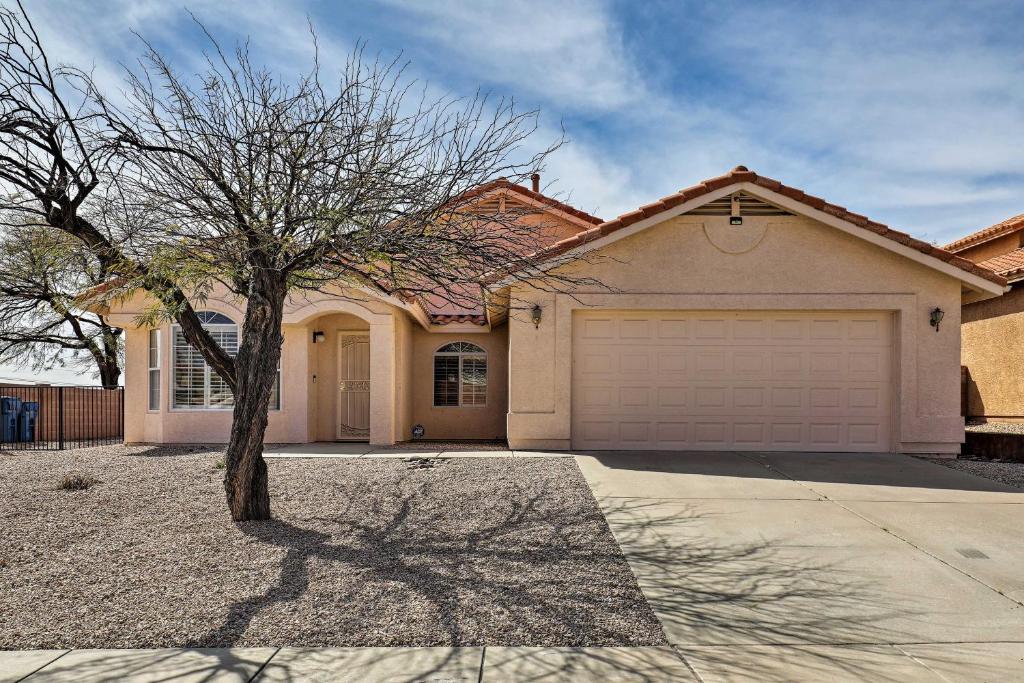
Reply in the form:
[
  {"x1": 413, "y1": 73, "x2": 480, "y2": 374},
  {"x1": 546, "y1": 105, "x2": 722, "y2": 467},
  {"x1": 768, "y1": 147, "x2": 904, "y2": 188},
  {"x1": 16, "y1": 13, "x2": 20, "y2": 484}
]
[{"x1": 9, "y1": 0, "x2": 1024, "y2": 383}]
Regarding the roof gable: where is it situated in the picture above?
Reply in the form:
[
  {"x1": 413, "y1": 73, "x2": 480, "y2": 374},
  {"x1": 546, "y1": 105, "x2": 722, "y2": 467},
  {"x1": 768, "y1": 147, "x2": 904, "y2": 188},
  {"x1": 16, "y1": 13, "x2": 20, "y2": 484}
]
[
  {"x1": 524, "y1": 166, "x2": 1006, "y2": 293},
  {"x1": 456, "y1": 178, "x2": 603, "y2": 229}
]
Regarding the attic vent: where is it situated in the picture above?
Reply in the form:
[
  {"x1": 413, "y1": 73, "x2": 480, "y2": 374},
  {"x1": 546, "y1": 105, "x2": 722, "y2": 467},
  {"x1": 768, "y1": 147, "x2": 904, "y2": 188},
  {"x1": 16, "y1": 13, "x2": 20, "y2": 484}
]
[
  {"x1": 465, "y1": 196, "x2": 526, "y2": 215},
  {"x1": 474, "y1": 197, "x2": 503, "y2": 213},
  {"x1": 689, "y1": 192, "x2": 793, "y2": 217}
]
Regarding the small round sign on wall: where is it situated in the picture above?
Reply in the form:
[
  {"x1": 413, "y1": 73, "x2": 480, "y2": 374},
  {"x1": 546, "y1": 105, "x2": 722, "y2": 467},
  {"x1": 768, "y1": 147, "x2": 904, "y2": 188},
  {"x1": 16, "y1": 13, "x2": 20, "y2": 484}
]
[{"x1": 412, "y1": 424, "x2": 425, "y2": 439}]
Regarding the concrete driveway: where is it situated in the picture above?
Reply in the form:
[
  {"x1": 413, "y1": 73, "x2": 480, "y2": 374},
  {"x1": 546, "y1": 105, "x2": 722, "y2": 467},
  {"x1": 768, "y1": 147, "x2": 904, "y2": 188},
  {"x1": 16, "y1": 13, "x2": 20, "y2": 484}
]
[{"x1": 576, "y1": 451, "x2": 1024, "y2": 682}]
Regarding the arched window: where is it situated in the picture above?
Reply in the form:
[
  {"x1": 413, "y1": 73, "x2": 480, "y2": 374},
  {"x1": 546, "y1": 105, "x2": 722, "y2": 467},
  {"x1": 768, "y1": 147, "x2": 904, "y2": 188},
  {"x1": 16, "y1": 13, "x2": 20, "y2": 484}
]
[
  {"x1": 433, "y1": 342, "x2": 487, "y2": 407},
  {"x1": 196, "y1": 311, "x2": 235, "y2": 325},
  {"x1": 171, "y1": 311, "x2": 281, "y2": 410}
]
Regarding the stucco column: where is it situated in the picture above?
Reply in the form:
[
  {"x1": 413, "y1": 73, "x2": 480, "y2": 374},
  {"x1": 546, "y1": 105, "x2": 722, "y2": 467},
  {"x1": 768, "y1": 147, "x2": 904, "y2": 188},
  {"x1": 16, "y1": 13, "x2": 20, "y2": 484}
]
[
  {"x1": 506, "y1": 290, "x2": 571, "y2": 450},
  {"x1": 280, "y1": 324, "x2": 310, "y2": 443},
  {"x1": 123, "y1": 326, "x2": 148, "y2": 444},
  {"x1": 369, "y1": 317, "x2": 397, "y2": 445}
]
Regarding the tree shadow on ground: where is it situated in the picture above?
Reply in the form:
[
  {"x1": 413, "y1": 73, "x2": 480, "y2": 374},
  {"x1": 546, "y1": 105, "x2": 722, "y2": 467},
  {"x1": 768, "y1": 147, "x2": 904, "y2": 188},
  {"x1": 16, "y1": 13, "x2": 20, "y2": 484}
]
[
  {"x1": 584, "y1": 449, "x2": 1022, "y2": 493},
  {"x1": 592, "y1": 497, "x2": 992, "y2": 682},
  {"x1": 20, "y1": 648, "x2": 275, "y2": 683},
  {"x1": 165, "y1": 470, "x2": 963, "y2": 683}
]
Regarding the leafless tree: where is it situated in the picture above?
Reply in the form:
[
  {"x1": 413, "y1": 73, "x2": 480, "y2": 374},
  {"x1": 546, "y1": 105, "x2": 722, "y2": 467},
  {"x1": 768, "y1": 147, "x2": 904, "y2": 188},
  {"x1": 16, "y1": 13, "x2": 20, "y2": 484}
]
[
  {"x1": 0, "y1": 225, "x2": 122, "y2": 387},
  {"x1": 0, "y1": 2, "x2": 235, "y2": 391},
  {"x1": 0, "y1": 3, "x2": 600, "y2": 520}
]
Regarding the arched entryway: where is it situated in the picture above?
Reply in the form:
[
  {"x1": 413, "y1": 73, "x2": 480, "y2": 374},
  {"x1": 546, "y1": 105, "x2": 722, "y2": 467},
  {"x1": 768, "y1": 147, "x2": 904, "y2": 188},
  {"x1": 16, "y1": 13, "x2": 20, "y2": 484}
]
[{"x1": 285, "y1": 295, "x2": 403, "y2": 445}]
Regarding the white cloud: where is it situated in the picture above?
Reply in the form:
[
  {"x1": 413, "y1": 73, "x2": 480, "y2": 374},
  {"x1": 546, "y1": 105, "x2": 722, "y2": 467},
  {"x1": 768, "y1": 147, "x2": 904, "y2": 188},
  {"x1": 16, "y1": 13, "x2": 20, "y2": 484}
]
[
  {"x1": 378, "y1": 0, "x2": 646, "y2": 110},
  {"x1": 20, "y1": 0, "x2": 1024, "y2": 245}
]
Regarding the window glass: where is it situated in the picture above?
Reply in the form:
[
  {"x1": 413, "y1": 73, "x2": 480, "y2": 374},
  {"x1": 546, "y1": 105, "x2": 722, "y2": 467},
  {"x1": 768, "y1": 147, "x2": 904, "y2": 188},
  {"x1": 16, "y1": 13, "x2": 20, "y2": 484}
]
[
  {"x1": 172, "y1": 314, "x2": 238, "y2": 410},
  {"x1": 171, "y1": 316, "x2": 281, "y2": 410},
  {"x1": 433, "y1": 342, "x2": 487, "y2": 407},
  {"x1": 148, "y1": 329, "x2": 160, "y2": 411}
]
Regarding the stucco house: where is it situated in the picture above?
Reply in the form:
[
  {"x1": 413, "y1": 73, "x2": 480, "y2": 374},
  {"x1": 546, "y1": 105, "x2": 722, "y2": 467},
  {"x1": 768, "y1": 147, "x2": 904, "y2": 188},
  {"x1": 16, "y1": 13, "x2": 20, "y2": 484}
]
[
  {"x1": 945, "y1": 215, "x2": 1024, "y2": 422},
  {"x1": 99, "y1": 166, "x2": 1006, "y2": 454}
]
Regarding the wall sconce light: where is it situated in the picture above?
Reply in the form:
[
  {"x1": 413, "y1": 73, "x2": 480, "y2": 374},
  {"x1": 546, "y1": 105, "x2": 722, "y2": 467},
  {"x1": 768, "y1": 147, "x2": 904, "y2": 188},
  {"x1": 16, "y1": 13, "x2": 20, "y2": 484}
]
[
  {"x1": 929, "y1": 307, "x2": 944, "y2": 332},
  {"x1": 312, "y1": 330, "x2": 325, "y2": 344},
  {"x1": 531, "y1": 304, "x2": 543, "y2": 329},
  {"x1": 729, "y1": 193, "x2": 743, "y2": 225}
]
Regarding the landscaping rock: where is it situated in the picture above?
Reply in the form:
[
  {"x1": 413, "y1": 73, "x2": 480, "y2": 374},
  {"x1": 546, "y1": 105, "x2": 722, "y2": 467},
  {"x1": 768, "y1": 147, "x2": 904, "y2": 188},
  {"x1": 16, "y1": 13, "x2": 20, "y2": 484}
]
[{"x1": 0, "y1": 445, "x2": 665, "y2": 649}]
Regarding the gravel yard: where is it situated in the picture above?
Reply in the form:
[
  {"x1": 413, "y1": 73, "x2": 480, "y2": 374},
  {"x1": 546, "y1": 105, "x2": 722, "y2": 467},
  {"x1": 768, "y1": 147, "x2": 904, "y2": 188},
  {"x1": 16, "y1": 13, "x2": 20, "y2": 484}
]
[
  {"x1": 0, "y1": 445, "x2": 664, "y2": 649},
  {"x1": 965, "y1": 421, "x2": 1024, "y2": 435},
  {"x1": 923, "y1": 455, "x2": 1024, "y2": 490}
]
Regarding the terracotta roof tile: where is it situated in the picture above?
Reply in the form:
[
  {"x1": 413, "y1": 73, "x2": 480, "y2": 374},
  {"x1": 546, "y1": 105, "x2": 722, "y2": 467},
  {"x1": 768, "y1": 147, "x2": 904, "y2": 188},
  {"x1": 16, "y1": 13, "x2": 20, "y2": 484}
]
[
  {"x1": 978, "y1": 247, "x2": 1024, "y2": 282},
  {"x1": 945, "y1": 214, "x2": 1024, "y2": 253},
  {"x1": 454, "y1": 178, "x2": 603, "y2": 226},
  {"x1": 429, "y1": 314, "x2": 488, "y2": 326},
  {"x1": 528, "y1": 166, "x2": 1007, "y2": 287}
]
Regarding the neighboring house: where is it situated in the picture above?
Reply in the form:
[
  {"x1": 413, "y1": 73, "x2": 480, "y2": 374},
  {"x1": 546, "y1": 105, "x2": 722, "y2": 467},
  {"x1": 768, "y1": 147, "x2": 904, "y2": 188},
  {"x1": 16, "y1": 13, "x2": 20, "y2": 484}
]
[
  {"x1": 96, "y1": 166, "x2": 1005, "y2": 453},
  {"x1": 945, "y1": 215, "x2": 1024, "y2": 422}
]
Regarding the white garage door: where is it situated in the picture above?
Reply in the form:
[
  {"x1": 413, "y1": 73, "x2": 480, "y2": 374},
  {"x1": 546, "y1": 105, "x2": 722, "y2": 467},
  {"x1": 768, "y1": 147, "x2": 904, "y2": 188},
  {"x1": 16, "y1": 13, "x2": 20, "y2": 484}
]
[{"x1": 571, "y1": 310, "x2": 894, "y2": 452}]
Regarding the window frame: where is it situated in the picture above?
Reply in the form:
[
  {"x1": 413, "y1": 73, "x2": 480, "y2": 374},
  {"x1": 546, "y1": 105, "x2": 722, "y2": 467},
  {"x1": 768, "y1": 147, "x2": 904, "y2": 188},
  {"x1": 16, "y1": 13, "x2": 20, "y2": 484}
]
[
  {"x1": 147, "y1": 328, "x2": 161, "y2": 412},
  {"x1": 432, "y1": 342, "x2": 487, "y2": 408},
  {"x1": 169, "y1": 312, "x2": 282, "y2": 412}
]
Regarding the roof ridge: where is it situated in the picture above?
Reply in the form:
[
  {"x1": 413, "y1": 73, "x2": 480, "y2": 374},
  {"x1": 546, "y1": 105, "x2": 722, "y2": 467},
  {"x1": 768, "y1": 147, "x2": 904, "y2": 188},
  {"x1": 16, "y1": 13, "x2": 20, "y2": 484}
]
[
  {"x1": 455, "y1": 178, "x2": 604, "y2": 226},
  {"x1": 944, "y1": 213, "x2": 1024, "y2": 253},
  {"x1": 524, "y1": 166, "x2": 1006, "y2": 287}
]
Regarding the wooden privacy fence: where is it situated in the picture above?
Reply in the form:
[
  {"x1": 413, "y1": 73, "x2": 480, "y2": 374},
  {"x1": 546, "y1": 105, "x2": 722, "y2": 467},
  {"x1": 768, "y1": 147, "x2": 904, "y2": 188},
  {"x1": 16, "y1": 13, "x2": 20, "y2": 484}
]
[{"x1": 0, "y1": 384, "x2": 124, "y2": 450}]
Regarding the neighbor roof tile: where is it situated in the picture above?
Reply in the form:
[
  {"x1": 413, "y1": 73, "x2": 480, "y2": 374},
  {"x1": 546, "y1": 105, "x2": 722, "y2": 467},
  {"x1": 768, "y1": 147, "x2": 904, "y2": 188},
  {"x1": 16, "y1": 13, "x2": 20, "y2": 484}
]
[{"x1": 945, "y1": 214, "x2": 1024, "y2": 253}]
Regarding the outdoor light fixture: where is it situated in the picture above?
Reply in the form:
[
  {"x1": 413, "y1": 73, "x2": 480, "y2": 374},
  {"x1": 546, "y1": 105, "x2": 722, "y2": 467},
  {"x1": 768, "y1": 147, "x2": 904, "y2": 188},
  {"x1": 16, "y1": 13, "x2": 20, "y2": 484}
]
[
  {"x1": 930, "y1": 307, "x2": 944, "y2": 332},
  {"x1": 531, "y1": 304, "x2": 543, "y2": 329},
  {"x1": 729, "y1": 193, "x2": 743, "y2": 225},
  {"x1": 312, "y1": 330, "x2": 325, "y2": 343}
]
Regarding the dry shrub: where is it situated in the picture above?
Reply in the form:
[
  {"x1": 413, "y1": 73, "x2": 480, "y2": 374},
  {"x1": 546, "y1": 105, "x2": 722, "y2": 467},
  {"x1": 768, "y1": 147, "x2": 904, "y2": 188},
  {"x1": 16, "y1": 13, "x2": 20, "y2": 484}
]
[{"x1": 58, "y1": 473, "x2": 99, "y2": 491}]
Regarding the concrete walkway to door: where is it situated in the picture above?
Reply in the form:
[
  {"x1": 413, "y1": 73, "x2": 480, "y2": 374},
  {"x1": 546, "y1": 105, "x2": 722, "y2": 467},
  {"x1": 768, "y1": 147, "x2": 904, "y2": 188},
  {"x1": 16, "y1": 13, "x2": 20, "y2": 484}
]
[{"x1": 575, "y1": 450, "x2": 1024, "y2": 682}]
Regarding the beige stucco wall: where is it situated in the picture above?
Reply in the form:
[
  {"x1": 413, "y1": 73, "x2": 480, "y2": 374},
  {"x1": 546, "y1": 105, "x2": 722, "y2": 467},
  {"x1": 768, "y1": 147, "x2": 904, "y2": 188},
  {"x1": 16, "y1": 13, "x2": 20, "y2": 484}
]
[
  {"x1": 124, "y1": 320, "x2": 311, "y2": 445},
  {"x1": 408, "y1": 325, "x2": 509, "y2": 441},
  {"x1": 507, "y1": 213, "x2": 965, "y2": 453},
  {"x1": 962, "y1": 285, "x2": 1024, "y2": 420},
  {"x1": 395, "y1": 312, "x2": 414, "y2": 442},
  {"x1": 116, "y1": 285, "x2": 412, "y2": 445}
]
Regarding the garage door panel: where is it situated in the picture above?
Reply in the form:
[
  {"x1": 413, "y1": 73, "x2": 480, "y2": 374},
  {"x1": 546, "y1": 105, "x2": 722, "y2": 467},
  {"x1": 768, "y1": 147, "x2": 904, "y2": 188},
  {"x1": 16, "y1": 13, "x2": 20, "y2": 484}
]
[
  {"x1": 572, "y1": 310, "x2": 894, "y2": 452},
  {"x1": 657, "y1": 318, "x2": 689, "y2": 338}
]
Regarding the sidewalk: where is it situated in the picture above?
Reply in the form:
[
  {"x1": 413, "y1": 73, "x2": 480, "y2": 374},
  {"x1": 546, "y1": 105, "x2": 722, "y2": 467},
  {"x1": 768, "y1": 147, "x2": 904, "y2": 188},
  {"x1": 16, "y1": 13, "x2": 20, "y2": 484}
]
[{"x1": 3, "y1": 646, "x2": 694, "y2": 682}]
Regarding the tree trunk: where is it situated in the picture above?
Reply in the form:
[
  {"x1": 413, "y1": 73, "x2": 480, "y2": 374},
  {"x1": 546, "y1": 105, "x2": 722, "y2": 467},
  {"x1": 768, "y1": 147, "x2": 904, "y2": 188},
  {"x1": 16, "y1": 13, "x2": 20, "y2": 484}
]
[
  {"x1": 223, "y1": 268, "x2": 286, "y2": 521},
  {"x1": 97, "y1": 359, "x2": 120, "y2": 390},
  {"x1": 96, "y1": 325, "x2": 121, "y2": 389}
]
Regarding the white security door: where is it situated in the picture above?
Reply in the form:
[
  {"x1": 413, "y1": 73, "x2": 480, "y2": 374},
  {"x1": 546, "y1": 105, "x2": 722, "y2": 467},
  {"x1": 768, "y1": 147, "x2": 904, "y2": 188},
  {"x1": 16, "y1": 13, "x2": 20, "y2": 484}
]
[
  {"x1": 338, "y1": 333, "x2": 371, "y2": 440},
  {"x1": 571, "y1": 311, "x2": 894, "y2": 452}
]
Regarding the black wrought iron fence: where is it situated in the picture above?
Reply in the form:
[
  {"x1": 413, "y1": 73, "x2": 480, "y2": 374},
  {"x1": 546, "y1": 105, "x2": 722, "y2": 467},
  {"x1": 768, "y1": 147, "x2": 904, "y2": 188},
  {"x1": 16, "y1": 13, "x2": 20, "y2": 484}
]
[{"x1": 0, "y1": 385, "x2": 124, "y2": 450}]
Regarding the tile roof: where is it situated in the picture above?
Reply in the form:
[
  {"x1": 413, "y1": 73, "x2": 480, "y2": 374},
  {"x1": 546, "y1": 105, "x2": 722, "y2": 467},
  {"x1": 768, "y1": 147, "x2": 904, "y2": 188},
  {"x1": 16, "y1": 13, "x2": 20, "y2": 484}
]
[
  {"x1": 456, "y1": 178, "x2": 604, "y2": 227},
  {"x1": 944, "y1": 214, "x2": 1024, "y2": 253},
  {"x1": 416, "y1": 181, "x2": 600, "y2": 324},
  {"x1": 978, "y1": 246, "x2": 1024, "y2": 282},
  {"x1": 429, "y1": 313, "x2": 488, "y2": 325},
  {"x1": 419, "y1": 285, "x2": 489, "y2": 326},
  {"x1": 81, "y1": 180, "x2": 596, "y2": 328},
  {"x1": 526, "y1": 166, "x2": 1006, "y2": 287}
]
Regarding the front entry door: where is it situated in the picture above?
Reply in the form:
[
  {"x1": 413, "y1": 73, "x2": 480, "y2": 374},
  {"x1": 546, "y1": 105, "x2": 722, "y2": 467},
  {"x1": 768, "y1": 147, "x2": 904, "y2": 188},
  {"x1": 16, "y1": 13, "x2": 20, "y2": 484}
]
[{"x1": 337, "y1": 333, "x2": 371, "y2": 440}]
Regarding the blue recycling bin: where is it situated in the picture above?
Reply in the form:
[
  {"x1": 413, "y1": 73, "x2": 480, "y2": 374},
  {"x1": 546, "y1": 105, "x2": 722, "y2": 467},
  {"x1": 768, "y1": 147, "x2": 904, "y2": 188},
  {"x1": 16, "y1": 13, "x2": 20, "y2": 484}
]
[
  {"x1": 18, "y1": 401, "x2": 38, "y2": 443},
  {"x1": 1, "y1": 396, "x2": 21, "y2": 443}
]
